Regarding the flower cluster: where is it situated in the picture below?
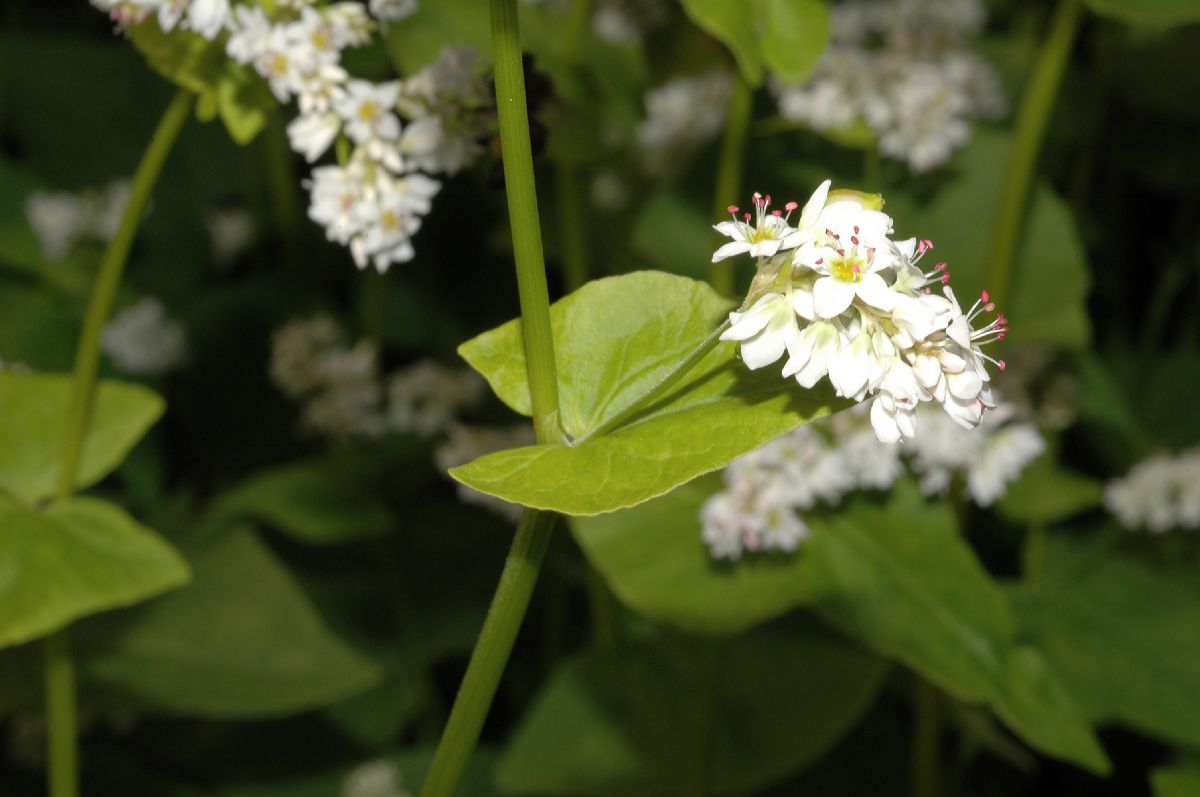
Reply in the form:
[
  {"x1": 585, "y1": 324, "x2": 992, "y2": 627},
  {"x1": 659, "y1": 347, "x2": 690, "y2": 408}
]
[
  {"x1": 101, "y1": 298, "x2": 189, "y2": 375},
  {"x1": 702, "y1": 397, "x2": 1043, "y2": 560},
  {"x1": 718, "y1": 181, "x2": 1008, "y2": 445},
  {"x1": 25, "y1": 179, "x2": 131, "y2": 260},
  {"x1": 772, "y1": 0, "x2": 1004, "y2": 172},
  {"x1": 92, "y1": 0, "x2": 493, "y2": 271},
  {"x1": 269, "y1": 315, "x2": 482, "y2": 440},
  {"x1": 1105, "y1": 448, "x2": 1200, "y2": 533},
  {"x1": 341, "y1": 759, "x2": 410, "y2": 797},
  {"x1": 636, "y1": 71, "x2": 732, "y2": 175}
]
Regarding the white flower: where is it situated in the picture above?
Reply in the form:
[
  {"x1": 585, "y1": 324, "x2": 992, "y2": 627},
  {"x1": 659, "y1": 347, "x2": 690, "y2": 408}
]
[
  {"x1": 186, "y1": 0, "x2": 230, "y2": 40},
  {"x1": 26, "y1": 191, "x2": 86, "y2": 260},
  {"x1": 321, "y1": 3, "x2": 374, "y2": 48},
  {"x1": 636, "y1": 72, "x2": 731, "y2": 173},
  {"x1": 870, "y1": 359, "x2": 922, "y2": 443},
  {"x1": 350, "y1": 175, "x2": 440, "y2": 272},
  {"x1": 336, "y1": 80, "x2": 402, "y2": 145},
  {"x1": 721, "y1": 292, "x2": 799, "y2": 371},
  {"x1": 387, "y1": 360, "x2": 484, "y2": 435},
  {"x1": 206, "y1": 207, "x2": 255, "y2": 266},
  {"x1": 712, "y1": 193, "x2": 805, "y2": 262},
  {"x1": 101, "y1": 298, "x2": 187, "y2": 375},
  {"x1": 369, "y1": 0, "x2": 418, "y2": 22},
  {"x1": 288, "y1": 111, "x2": 342, "y2": 162},
  {"x1": 792, "y1": 207, "x2": 897, "y2": 318},
  {"x1": 1105, "y1": 448, "x2": 1200, "y2": 533},
  {"x1": 155, "y1": 0, "x2": 188, "y2": 32},
  {"x1": 782, "y1": 319, "x2": 842, "y2": 388},
  {"x1": 342, "y1": 759, "x2": 410, "y2": 797},
  {"x1": 226, "y1": 5, "x2": 272, "y2": 64}
]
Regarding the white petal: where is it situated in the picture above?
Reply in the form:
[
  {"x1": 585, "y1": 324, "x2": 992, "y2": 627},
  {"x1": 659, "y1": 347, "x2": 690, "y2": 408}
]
[
  {"x1": 712, "y1": 240, "x2": 751, "y2": 263},
  {"x1": 798, "y1": 179, "x2": 831, "y2": 231},
  {"x1": 871, "y1": 398, "x2": 902, "y2": 444},
  {"x1": 812, "y1": 277, "x2": 856, "y2": 318},
  {"x1": 740, "y1": 326, "x2": 789, "y2": 370},
  {"x1": 853, "y1": 272, "x2": 898, "y2": 312},
  {"x1": 947, "y1": 367, "x2": 983, "y2": 400}
]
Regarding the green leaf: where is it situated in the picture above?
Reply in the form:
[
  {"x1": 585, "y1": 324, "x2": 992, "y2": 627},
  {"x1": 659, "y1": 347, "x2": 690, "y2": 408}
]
[
  {"x1": 761, "y1": 0, "x2": 831, "y2": 83},
  {"x1": 995, "y1": 451, "x2": 1104, "y2": 525},
  {"x1": 1010, "y1": 536, "x2": 1200, "y2": 750},
  {"x1": 1153, "y1": 761, "x2": 1200, "y2": 797},
  {"x1": 678, "y1": 0, "x2": 764, "y2": 84},
  {"x1": 0, "y1": 371, "x2": 165, "y2": 504},
  {"x1": 213, "y1": 457, "x2": 394, "y2": 545},
  {"x1": 883, "y1": 129, "x2": 1092, "y2": 349},
  {"x1": 496, "y1": 618, "x2": 887, "y2": 796},
  {"x1": 0, "y1": 494, "x2": 189, "y2": 648},
  {"x1": 130, "y1": 20, "x2": 270, "y2": 144},
  {"x1": 573, "y1": 482, "x2": 1109, "y2": 772},
  {"x1": 1084, "y1": 0, "x2": 1200, "y2": 27},
  {"x1": 80, "y1": 527, "x2": 379, "y2": 718},
  {"x1": 678, "y1": 0, "x2": 830, "y2": 86},
  {"x1": 454, "y1": 271, "x2": 843, "y2": 516}
]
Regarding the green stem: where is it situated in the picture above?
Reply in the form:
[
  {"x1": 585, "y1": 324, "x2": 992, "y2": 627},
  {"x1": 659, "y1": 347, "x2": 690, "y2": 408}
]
[
  {"x1": 555, "y1": 164, "x2": 589, "y2": 292},
  {"x1": 420, "y1": 3, "x2": 562, "y2": 794},
  {"x1": 577, "y1": 318, "x2": 730, "y2": 443},
  {"x1": 910, "y1": 679, "x2": 942, "y2": 797},
  {"x1": 44, "y1": 631, "x2": 77, "y2": 797},
  {"x1": 56, "y1": 88, "x2": 194, "y2": 502},
  {"x1": 263, "y1": 107, "x2": 303, "y2": 268},
  {"x1": 491, "y1": 0, "x2": 560, "y2": 444},
  {"x1": 46, "y1": 87, "x2": 193, "y2": 797},
  {"x1": 419, "y1": 510, "x2": 558, "y2": 797},
  {"x1": 981, "y1": 0, "x2": 1083, "y2": 311},
  {"x1": 709, "y1": 75, "x2": 754, "y2": 296}
]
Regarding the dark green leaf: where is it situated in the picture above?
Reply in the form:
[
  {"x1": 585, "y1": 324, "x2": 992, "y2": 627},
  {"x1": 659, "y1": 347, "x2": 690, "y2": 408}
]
[
  {"x1": 213, "y1": 457, "x2": 394, "y2": 545},
  {"x1": 1084, "y1": 0, "x2": 1200, "y2": 26},
  {"x1": 496, "y1": 618, "x2": 887, "y2": 796},
  {"x1": 996, "y1": 451, "x2": 1104, "y2": 525},
  {"x1": 1011, "y1": 536, "x2": 1200, "y2": 750},
  {"x1": 80, "y1": 527, "x2": 379, "y2": 718},
  {"x1": 574, "y1": 481, "x2": 1109, "y2": 771}
]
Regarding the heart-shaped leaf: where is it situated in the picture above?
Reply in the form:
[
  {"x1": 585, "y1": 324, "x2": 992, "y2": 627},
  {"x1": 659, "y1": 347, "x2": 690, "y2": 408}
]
[
  {"x1": 453, "y1": 271, "x2": 844, "y2": 516},
  {"x1": 0, "y1": 371, "x2": 165, "y2": 504},
  {"x1": 0, "y1": 494, "x2": 189, "y2": 648}
]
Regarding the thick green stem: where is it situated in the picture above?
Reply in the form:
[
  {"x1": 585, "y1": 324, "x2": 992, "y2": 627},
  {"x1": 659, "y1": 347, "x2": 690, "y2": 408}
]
[
  {"x1": 910, "y1": 679, "x2": 942, "y2": 797},
  {"x1": 981, "y1": 0, "x2": 1083, "y2": 311},
  {"x1": 43, "y1": 89, "x2": 192, "y2": 797},
  {"x1": 491, "y1": 0, "x2": 560, "y2": 443},
  {"x1": 420, "y1": 3, "x2": 562, "y2": 794},
  {"x1": 56, "y1": 88, "x2": 194, "y2": 502},
  {"x1": 420, "y1": 510, "x2": 558, "y2": 797},
  {"x1": 44, "y1": 631, "x2": 77, "y2": 797},
  {"x1": 709, "y1": 75, "x2": 754, "y2": 296}
]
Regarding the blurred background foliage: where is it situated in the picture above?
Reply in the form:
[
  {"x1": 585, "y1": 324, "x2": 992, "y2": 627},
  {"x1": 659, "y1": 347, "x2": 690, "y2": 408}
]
[{"x1": 1, "y1": 0, "x2": 1199, "y2": 795}]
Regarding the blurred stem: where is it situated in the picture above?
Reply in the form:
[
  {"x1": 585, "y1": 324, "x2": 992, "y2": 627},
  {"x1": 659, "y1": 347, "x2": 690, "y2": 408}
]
[
  {"x1": 1023, "y1": 523, "x2": 1048, "y2": 582},
  {"x1": 44, "y1": 631, "x2": 77, "y2": 797},
  {"x1": 420, "y1": 510, "x2": 558, "y2": 797},
  {"x1": 584, "y1": 563, "x2": 618, "y2": 647},
  {"x1": 263, "y1": 108, "x2": 303, "y2": 269},
  {"x1": 981, "y1": 0, "x2": 1083, "y2": 311},
  {"x1": 910, "y1": 679, "x2": 942, "y2": 797},
  {"x1": 421, "y1": 2, "x2": 561, "y2": 795},
  {"x1": 863, "y1": 143, "x2": 883, "y2": 193},
  {"x1": 48, "y1": 87, "x2": 194, "y2": 797},
  {"x1": 556, "y1": 164, "x2": 589, "y2": 291},
  {"x1": 709, "y1": 75, "x2": 754, "y2": 296}
]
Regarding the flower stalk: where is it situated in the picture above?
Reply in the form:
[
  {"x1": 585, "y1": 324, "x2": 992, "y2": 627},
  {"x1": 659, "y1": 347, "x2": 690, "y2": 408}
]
[
  {"x1": 420, "y1": 1, "x2": 561, "y2": 794},
  {"x1": 46, "y1": 87, "x2": 194, "y2": 797},
  {"x1": 709, "y1": 74, "x2": 754, "y2": 296},
  {"x1": 981, "y1": 0, "x2": 1084, "y2": 311}
]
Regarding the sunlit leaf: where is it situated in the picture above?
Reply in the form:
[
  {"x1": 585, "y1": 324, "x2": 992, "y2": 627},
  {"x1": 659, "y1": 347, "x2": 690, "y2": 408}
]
[{"x1": 0, "y1": 494, "x2": 189, "y2": 648}]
